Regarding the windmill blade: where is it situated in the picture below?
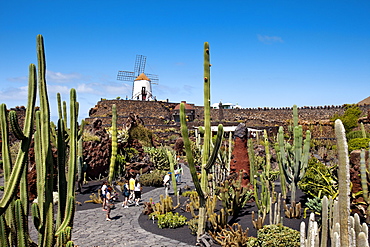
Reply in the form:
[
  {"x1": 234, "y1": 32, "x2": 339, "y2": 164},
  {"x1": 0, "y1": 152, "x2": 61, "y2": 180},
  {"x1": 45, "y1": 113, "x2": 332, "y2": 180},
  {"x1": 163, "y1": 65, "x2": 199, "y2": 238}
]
[
  {"x1": 117, "y1": 71, "x2": 135, "y2": 81},
  {"x1": 146, "y1": 73, "x2": 159, "y2": 82},
  {"x1": 134, "y1": 55, "x2": 147, "y2": 76}
]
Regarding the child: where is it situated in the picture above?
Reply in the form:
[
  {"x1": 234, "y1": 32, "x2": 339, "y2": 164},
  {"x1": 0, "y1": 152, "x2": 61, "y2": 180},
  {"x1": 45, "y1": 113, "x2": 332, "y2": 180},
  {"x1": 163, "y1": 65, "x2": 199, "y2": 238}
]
[
  {"x1": 134, "y1": 179, "x2": 142, "y2": 206},
  {"x1": 121, "y1": 179, "x2": 130, "y2": 208}
]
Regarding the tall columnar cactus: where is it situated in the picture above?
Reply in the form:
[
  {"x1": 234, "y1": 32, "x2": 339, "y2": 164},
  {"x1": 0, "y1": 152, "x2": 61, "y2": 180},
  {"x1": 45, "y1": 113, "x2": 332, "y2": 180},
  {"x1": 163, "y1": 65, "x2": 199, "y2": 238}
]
[
  {"x1": 0, "y1": 35, "x2": 79, "y2": 246},
  {"x1": 334, "y1": 119, "x2": 350, "y2": 247},
  {"x1": 277, "y1": 105, "x2": 311, "y2": 203},
  {"x1": 180, "y1": 42, "x2": 224, "y2": 240},
  {"x1": 108, "y1": 104, "x2": 118, "y2": 184},
  {"x1": 360, "y1": 150, "x2": 368, "y2": 202},
  {"x1": 167, "y1": 149, "x2": 179, "y2": 205}
]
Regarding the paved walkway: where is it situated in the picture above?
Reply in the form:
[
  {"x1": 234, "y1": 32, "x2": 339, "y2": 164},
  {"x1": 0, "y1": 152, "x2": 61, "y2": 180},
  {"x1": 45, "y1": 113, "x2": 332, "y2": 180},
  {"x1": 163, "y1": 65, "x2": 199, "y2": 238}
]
[
  {"x1": 71, "y1": 165, "x2": 195, "y2": 247},
  {"x1": 1, "y1": 165, "x2": 195, "y2": 246}
]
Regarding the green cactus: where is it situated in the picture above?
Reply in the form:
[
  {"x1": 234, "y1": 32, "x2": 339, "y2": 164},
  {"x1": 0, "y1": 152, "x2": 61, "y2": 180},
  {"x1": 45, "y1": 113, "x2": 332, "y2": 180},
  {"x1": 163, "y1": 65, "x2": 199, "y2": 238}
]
[
  {"x1": 218, "y1": 171, "x2": 252, "y2": 218},
  {"x1": 277, "y1": 105, "x2": 311, "y2": 204},
  {"x1": 360, "y1": 150, "x2": 368, "y2": 202},
  {"x1": 180, "y1": 42, "x2": 224, "y2": 240},
  {"x1": 167, "y1": 149, "x2": 179, "y2": 205},
  {"x1": 334, "y1": 119, "x2": 350, "y2": 246},
  {"x1": 108, "y1": 104, "x2": 118, "y2": 184},
  {"x1": 0, "y1": 62, "x2": 37, "y2": 216},
  {"x1": 0, "y1": 34, "x2": 79, "y2": 246}
]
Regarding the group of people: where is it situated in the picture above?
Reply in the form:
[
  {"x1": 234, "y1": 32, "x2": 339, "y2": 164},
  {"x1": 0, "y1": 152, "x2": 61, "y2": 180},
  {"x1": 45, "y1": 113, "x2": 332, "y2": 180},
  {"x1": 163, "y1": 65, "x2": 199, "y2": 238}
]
[
  {"x1": 121, "y1": 177, "x2": 142, "y2": 208},
  {"x1": 100, "y1": 163, "x2": 184, "y2": 221},
  {"x1": 100, "y1": 176, "x2": 142, "y2": 221}
]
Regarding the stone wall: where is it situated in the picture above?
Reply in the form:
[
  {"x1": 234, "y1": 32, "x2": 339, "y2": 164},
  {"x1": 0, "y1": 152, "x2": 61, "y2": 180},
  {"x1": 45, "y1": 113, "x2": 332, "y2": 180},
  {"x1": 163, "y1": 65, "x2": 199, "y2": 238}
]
[{"x1": 85, "y1": 100, "x2": 370, "y2": 138}]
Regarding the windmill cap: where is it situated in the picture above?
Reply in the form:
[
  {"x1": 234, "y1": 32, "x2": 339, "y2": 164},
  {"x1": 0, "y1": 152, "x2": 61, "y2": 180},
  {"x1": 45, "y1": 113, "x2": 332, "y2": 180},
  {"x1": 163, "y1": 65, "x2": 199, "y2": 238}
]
[{"x1": 134, "y1": 73, "x2": 150, "y2": 81}]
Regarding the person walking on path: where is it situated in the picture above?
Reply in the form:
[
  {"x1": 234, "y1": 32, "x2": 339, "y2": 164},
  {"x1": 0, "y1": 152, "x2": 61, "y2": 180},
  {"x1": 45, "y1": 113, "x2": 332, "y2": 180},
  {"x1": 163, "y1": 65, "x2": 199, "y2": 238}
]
[
  {"x1": 101, "y1": 181, "x2": 108, "y2": 211},
  {"x1": 121, "y1": 179, "x2": 130, "y2": 208},
  {"x1": 134, "y1": 179, "x2": 142, "y2": 206},
  {"x1": 129, "y1": 176, "x2": 135, "y2": 203},
  {"x1": 175, "y1": 164, "x2": 184, "y2": 184},
  {"x1": 163, "y1": 172, "x2": 171, "y2": 196},
  {"x1": 105, "y1": 186, "x2": 114, "y2": 221}
]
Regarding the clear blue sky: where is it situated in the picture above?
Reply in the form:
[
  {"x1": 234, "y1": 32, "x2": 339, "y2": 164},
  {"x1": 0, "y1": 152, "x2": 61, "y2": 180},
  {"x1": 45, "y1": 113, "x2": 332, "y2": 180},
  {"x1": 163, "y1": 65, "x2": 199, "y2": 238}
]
[{"x1": 1, "y1": 1, "x2": 370, "y2": 121}]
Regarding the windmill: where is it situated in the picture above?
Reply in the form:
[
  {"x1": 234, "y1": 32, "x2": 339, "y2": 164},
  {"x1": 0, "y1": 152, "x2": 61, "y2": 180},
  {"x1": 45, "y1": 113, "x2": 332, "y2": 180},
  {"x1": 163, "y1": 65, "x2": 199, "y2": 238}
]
[{"x1": 117, "y1": 55, "x2": 159, "y2": 101}]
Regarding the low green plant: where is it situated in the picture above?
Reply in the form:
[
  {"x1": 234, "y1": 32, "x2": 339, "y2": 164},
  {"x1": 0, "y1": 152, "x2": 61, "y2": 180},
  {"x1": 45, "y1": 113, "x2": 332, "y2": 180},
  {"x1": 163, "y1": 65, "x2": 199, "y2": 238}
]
[
  {"x1": 140, "y1": 169, "x2": 167, "y2": 187},
  {"x1": 253, "y1": 224, "x2": 300, "y2": 247},
  {"x1": 298, "y1": 157, "x2": 338, "y2": 199},
  {"x1": 348, "y1": 138, "x2": 370, "y2": 153},
  {"x1": 156, "y1": 212, "x2": 187, "y2": 228},
  {"x1": 304, "y1": 197, "x2": 322, "y2": 217}
]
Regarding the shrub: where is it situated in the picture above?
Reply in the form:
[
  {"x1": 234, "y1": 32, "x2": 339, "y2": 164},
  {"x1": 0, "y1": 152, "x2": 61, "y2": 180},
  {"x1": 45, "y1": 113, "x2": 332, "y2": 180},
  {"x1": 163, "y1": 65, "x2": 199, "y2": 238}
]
[
  {"x1": 298, "y1": 157, "x2": 338, "y2": 199},
  {"x1": 331, "y1": 104, "x2": 362, "y2": 133},
  {"x1": 348, "y1": 138, "x2": 370, "y2": 153},
  {"x1": 82, "y1": 131, "x2": 100, "y2": 142},
  {"x1": 156, "y1": 212, "x2": 187, "y2": 228},
  {"x1": 129, "y1": 125, "x2": 154, "y2": 147},
  {"x1": 347, "y1": 130, "x2": 370, "y2": 141},
  {"x1": 254, "y1": 224, "x2": 300, "y2": 247},
  {"x1": 140, "y1": 169, "x2": 167, "y2": 187}
]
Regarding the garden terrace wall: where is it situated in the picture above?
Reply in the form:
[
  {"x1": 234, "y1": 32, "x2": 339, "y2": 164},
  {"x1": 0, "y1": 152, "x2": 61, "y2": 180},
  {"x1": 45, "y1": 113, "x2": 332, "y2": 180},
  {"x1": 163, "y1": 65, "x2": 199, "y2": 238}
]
[{"x1": 85, "y1": 100, "x2": 370, "y2": 138}]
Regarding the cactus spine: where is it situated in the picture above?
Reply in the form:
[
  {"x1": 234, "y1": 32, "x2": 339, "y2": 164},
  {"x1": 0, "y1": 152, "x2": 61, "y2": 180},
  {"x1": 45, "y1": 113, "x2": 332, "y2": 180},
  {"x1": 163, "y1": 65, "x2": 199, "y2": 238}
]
[
  {"x1": 180, "y1": 42, "x2": 224, "y2": 240},
  {"x1": 108, "y1": 104, "x2": 118, "y2": 184}
]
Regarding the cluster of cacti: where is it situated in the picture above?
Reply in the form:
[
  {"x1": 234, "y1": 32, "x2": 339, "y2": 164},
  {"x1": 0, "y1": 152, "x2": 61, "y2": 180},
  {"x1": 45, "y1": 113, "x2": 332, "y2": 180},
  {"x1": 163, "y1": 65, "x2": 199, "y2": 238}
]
[
  {"x1": 145, "y1": 146, "x2": 171, "y2": 170},
  {"x1": 150, "y1": 194, "x2": 174, "y2": 215},
  {"x1": 217, "y1": 171, "x2": 253, "y2": 218},
  {"x1": 209, "y1": 223, "x2": 250, "y2": 247},
  {"x1": 299, "y1": 120, "x2": 369, "y2": 247},
  {"x1": 251, "y1": 210, "x2": 266, "y2": 230},
  {"x1": 248, "y1": 130, "x2": 278, "y2": 228},
  {"x1": 208, "y1": 208, "x2": 228, "y2": 231},
  {"x1": 276, "y1": 105, "x2": 311, "y2": 215},
  {"x1": 269, "y1": 192, "x2": 282, "y2": 225},
  {"x1": 300, "y1": 201, "x2": 368, "y2": 247},
  {"x1": 0, "y1": 35, "x2": 82, "y2": 246},
  {"x1": 284, "y1": 201, "x2": 302, "y2": 219},
  {"x1": 180, "y1": 42, "x2": 224, "y2": 239}
]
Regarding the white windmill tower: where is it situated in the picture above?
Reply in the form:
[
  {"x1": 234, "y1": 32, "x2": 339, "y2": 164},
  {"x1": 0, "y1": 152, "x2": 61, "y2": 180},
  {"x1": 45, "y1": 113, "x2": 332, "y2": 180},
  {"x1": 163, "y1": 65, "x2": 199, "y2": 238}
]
[{"x1": 117, "y1": 55, "x2": 159, "y2": 101}]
